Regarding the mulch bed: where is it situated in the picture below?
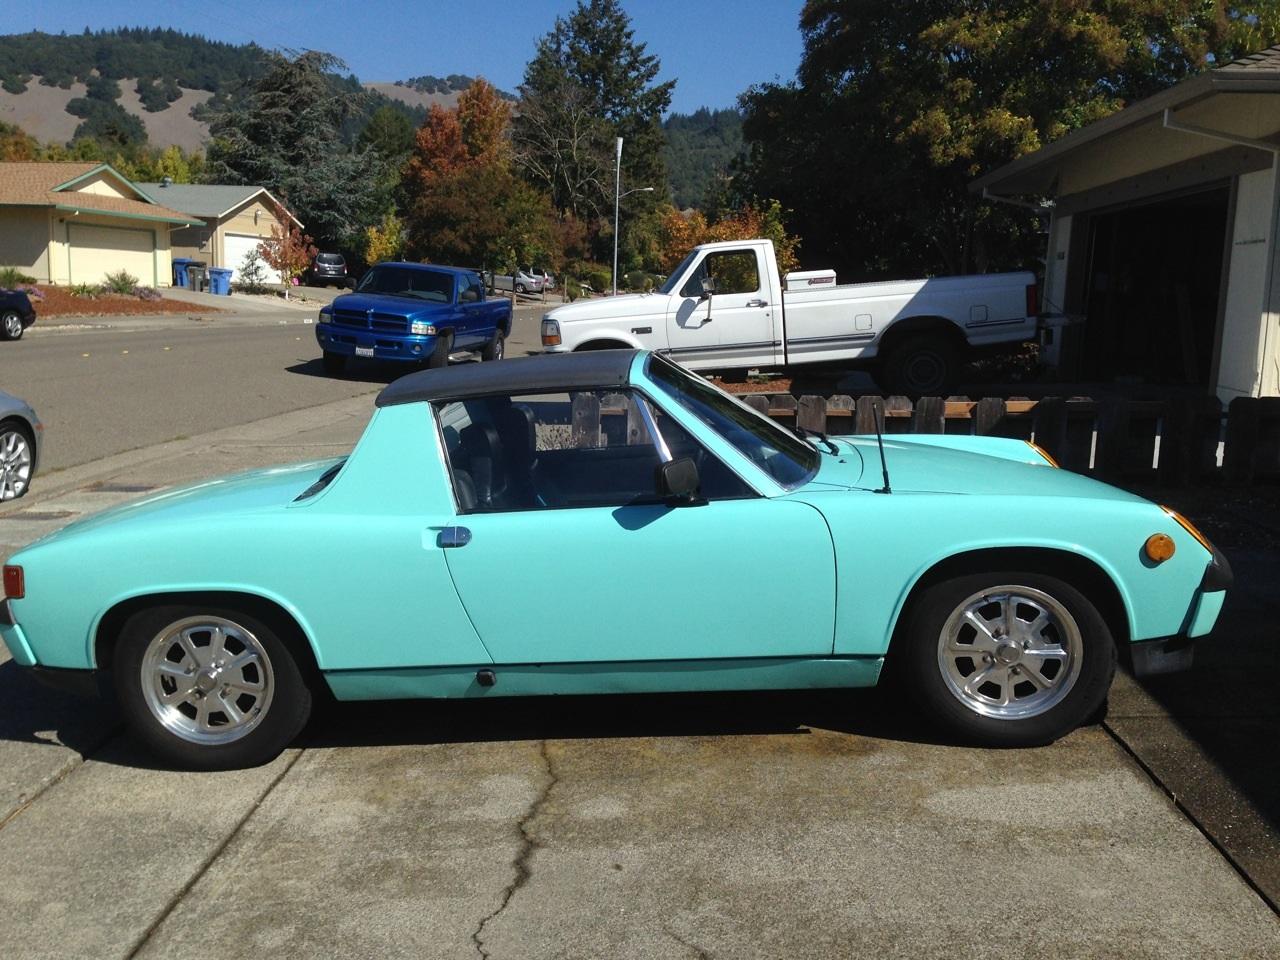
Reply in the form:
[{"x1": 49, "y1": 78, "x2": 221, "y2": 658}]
[{"x1": 28, "y1": 287, "x2": 221, "y2": 318}]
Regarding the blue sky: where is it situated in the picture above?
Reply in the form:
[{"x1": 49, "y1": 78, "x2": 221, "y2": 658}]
[{"x1": 5, "y1": 0, "x2": 805, "y2": 114}]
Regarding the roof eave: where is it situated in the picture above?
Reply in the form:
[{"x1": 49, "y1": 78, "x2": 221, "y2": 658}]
[
  {"x1": 53, "y1": 204, "x2": 205, "y2": 227},
  {"x1": 973, "y1": 71, "x2": 1280, "y2": 196}
]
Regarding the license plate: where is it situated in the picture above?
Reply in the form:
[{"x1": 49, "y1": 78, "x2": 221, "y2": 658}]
[{"x1": 355, "y1": 346, "x2": 374, "y2": 358}]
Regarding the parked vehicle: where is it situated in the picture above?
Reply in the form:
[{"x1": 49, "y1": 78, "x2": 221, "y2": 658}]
[
  {"x1": 315, "y1": 262, "x2": 512, "y2": 375},
  {"x1": 530, "y1": 267, "x2": 555, "y2": 291},
  {"x1": 0, "y1": 350, "x2": 1229, "y2": 769},
  {"x1": 540, "y1": 239, "x2": 1039, "y2": 394},
  {"x1": 0, "y1": 390, "x2": 41, "y2": 500},
  {"x1": 489, "y1": 266, "x2": 545, "y2": 295},
  {"x1": 0, "y1": 289, "x2": 37, "y2": 341},
  {"x1": 306, "y1": 253, "x2": 350, "y2": 288}
]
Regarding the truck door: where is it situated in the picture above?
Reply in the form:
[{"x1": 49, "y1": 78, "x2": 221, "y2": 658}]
[{"x1": 665, "y1": 247, "x2": 777, "y2": 369}]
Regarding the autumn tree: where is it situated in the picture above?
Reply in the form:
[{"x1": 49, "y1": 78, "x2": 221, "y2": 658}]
[
  {"x1": 737, "y1": 1, "x2": 1280, "y2": 280},
  {"x1": 258, "y1": 206, "x2": 317, "y2": 297},
  {"x1": 657, "y1": 200, "x2": 800, "y2": 275},
  {"x1": 402, "y1": 77, "x2": 556, "y2": 270}
]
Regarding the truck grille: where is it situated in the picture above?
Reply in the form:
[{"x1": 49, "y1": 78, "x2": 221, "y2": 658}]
[{"x1": 331, "y1": 310, "x2": 409, "y2": 334}]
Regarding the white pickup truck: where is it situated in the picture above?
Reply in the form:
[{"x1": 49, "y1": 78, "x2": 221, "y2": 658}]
[{"x1": 540, "y1": 239, "x2": 1038, "y2": 393}]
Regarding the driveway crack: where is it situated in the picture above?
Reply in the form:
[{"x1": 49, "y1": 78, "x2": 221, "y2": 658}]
[{"x1": 471, "y1": 739, "x2": 558, "y2": 960}]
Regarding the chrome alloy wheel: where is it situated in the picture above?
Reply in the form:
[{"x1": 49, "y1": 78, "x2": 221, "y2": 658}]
[
  {"x1": 937, "y1": 585, "x2": 1084, "y2": 720},
  {"x1": 2, "y1": 311, "x2": 22, "y2": 339},
  {"x1": 141, "y1": 616, "x2": 275, "y2": 745},
  {"x1": 0, "y1": 428, "x2": 33, "y2": 500}
]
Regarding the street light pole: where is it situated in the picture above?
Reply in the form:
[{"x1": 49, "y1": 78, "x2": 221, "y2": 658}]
[{"x1": 612, "y1": 137, "x2": 622, "y2": 296}]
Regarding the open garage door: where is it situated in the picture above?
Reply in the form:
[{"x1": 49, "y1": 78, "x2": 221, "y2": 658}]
[
  {"x1": 68, "y1": 223, "x2": 156, "y2": 286},
  {"x1": 1081, "y1": 187, "x2": 1228, "y2": 387},
  {"x1": 224, "y1": 233, "x2": 282, "y2": 284}
]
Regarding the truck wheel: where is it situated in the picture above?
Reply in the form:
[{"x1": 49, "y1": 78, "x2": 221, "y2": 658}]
[
  {"x1": 321, "y1": 351, "x2": 346, "y2": 376},
  {"x1": 428, "y1": 331, "x2": 453, "y2": 369},
  {"x1": 482, "y1": 330, "x2": 505, "y2": 362},
  {"x1": 879, "y1": 335, "x2": 959, "y2": 396}
]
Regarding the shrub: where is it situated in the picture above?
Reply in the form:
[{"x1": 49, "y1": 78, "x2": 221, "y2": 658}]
[
  {"x1": 564, "y1": 278, "x2": 579, "y2": 303},
  {"x1": 132, "y1": 286, "x2": 162, "y2": 301},
  {"x1": 235, "y1": 249, "x2": 268, "y2": 294},
  {"x1": 103, "y1": 270, "x2": 139, "y2": 294},
  {"x1": 70, "y1": 283, "x2": 103, "y2": 299},
  {"x1": 0, "y1": 266, "x2": 36, "y2": 288},
  {"x1": 583, "y1": 267, "x2": 611, "y2": 295}
]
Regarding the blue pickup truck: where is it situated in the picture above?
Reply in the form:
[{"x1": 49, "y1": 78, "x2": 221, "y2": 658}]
[{"x1": 315, "y1": 262, "x2": 512, "y2": 375}]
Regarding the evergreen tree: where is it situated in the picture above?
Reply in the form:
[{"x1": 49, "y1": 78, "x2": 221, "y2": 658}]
[{"x1": 204, "y1": 50, "x2": 382, "y2": 249}]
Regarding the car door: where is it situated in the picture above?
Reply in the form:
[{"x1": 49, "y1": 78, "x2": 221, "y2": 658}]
[
  {"x1": 666, "y1": 247, "x2": 777, "y2": 368},
  {"x1": 436, "y1": 389, "x2": 836, "y2": 664}
]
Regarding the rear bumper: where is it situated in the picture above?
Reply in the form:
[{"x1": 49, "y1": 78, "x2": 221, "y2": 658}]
[{"x1": 316, "y1": 325, "x2": 437, "y2": 363}]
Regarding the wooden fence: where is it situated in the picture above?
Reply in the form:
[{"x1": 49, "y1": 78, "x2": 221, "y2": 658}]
[{"x1": 722, "y1": 393, "x2": 1280, "y2": 485}]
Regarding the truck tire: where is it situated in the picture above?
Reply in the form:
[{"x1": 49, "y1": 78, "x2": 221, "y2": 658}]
[
  {"x1": 428, "y1": 331, "x2": 453, "y2": 369},
  {"x1": 482, "y1": 330, "x2": 505, "y2": 362},
  {"x1": 879, "y1": 335, "x2": 959, "y2": 396},
  {"x1": 321, "y1": 351, "x2": 345, "y2": 376}
]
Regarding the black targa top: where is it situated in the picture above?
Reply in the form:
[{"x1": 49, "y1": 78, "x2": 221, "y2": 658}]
[{"x1": 374, "y1": 350, "x2": 640, "y2": 406}]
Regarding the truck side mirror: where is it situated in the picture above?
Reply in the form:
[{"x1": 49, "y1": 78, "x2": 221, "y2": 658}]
[
  {"x1": 699, "y1": 276, "x2": 717, "y2": 300},
  {"x1": 655, "y1": 457, "x2": 702, "y2": 504}
]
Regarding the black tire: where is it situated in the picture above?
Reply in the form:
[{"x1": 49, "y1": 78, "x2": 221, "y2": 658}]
[
  {"x1": 1, "y1": 310, "x2": 24, "y2": 341},
  {"x1": 481, "y1": 330, "x2": 505, "y2": 361},
  {"x1": 878, "y1": 334, "x2": 959, "y2": 395},
  {"x1": 428, "y1": 330, "x2": 453, "y2": 369},
  {"x1": 113, "y1": 604, "x2": 313, "y2": 770},
  {"x1": 321, "y1": 351, "x2": 346, "y2": 376},
  {"x1": 515, "y1": 283, "x2": 527, "y2": 294},
  {"x1": 896, "y1": 571, "x2": 1115, "y2": 747}
]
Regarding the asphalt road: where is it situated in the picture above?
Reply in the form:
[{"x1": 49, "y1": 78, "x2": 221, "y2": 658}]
[{"x1": 1, "y1": 299, "x2": 547, "y2": 473}]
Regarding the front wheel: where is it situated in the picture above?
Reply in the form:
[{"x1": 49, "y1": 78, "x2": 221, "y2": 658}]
[
  {"x1": 897, "y1": 572, "x2": 1115, "y2": 747},
  {"x1": 1, "y1": 310, "x2": 24, "y2": 341},
  {"x1": 428, "y1": 330, "x2": 453, "y2": 369},
  {"x1": 113, "y1": 606, "x2": 313, "y2": 770},
  {"x1": 0, "y1": 421, "x2": 34, "y2": 500},
  {"x1": 482, "y1": 330, "x2": 505, "y2": 361},
  {"x1": 878, "y1": 335, "x2": 959, "y2": 395}
]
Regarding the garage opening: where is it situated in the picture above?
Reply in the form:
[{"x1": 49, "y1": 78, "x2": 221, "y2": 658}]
[{"x1": 1080, "y1": 187, "x2": 1229, "y2": 387}]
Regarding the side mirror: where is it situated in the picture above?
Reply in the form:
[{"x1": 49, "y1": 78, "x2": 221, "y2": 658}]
[
  {"x1": 655, "y1": 457, "x2": 701, "y2": 503},
  {"x1": 699, "y1": 276, "x2": 717, "y2": 300}
]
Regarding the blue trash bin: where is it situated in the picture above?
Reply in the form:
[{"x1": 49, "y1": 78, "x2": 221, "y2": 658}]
[
  {"x1": 172, "y1": 257, "x2": 194, "y2": 288},
  {"x1": 208, "y1": 267, "x2": 233, "y2": 296}
]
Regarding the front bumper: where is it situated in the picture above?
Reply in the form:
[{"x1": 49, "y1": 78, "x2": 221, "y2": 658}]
[
  {"x1": 1127, "y1": 549, "x2": 1233, "y2": 677},
  {"x1": 316, "y1": 325, "x2": 436, "y2": 363}
]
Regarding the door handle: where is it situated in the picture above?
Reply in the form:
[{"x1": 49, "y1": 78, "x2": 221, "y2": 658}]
[
  {"x1": 438, "y1": 526, "x2": 472, "y2": 548},
  {"x1": 746, "y1": 299, "x2": 768, "y2": 308}
]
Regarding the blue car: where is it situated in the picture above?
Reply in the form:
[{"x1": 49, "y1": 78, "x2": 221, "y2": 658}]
[
  {"x1": 0, "y1": 288, "x2": 37, "y2": 341},
  {"x1": 316, "y1": 262, "x2": 512, "y2": 375},
  {"x1": 0, "y1": 351, "x2": 1230, "y2": 769}
]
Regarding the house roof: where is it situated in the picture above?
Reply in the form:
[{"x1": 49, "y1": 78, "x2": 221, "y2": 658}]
[
  {"x1": 376, "y1": 350, "x2": 638, "y2": 407},
  {"x1": 974, "y1": 49, "x2": 1280, "y2": 196},
  {"x1": 0, "y1": 161, "x2": 204, "y2": 225},
  {"x1": 137, "y1": 182, "x2": 303, "y2": 226}
]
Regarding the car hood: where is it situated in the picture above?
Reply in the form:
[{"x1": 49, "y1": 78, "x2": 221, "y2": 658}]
[
  {"x1": 330, "y1": 291, "x2": 451, "y2": 318},
  {"x1": 548, "y1": 293, "x2": 665, "y2": 323},
  {"x1": 802, "y1": 437, "x2": 1147, "y2": 502},
  {"x1": 27, "y1": 459, "x2": 342, "y2": 546}
]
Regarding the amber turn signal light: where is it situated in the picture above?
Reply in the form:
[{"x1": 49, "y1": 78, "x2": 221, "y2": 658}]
[
  {"x1": 1144, "y1": 534, "x2": 1176, "y2": 563},
  {"x1": 3, "y1": 565, "x2": 24, "y2": 599}
]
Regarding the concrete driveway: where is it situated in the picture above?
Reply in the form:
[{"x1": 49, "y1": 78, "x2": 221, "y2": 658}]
[{"x1": 0, "y1": 396, "x2": 1276, "y2": 959}]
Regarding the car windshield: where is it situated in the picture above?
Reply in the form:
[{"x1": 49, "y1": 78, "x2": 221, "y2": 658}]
[
  {"x1": 645, "y1": 354, "x2": 820, "y2": 489},
  {"x1": 356, "y1": 265, "x2": 452, "y2": 302},
  {"x1": 657, "y1": 250, "x2": 698, "y2": 295},
  {"x1": 317, "y1": 253, "x2": 344, "y2": 265}
]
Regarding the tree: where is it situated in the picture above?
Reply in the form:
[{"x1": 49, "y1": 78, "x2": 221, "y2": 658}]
[
  {"x1": 356, "y1": 105, "x2": 414, "y2": 162},
  {"x1": 205, "y1": 50, "x2": 382, "y2": 250},
  {"x1": 514, "y1": 0, "x2": 675, "y2": 253},
  {"x1": 258, "y1": 207, "x2": 317, "y2": 297},
  {"x1": 657, "y1": 200, "x2": 800, "y2": 275},
  {"x1": 737, "y1": 1, "x2": 1280, "y2": 280},
  {"x1": 363, "y1": 211, "x2": 406, "y2": 264}
]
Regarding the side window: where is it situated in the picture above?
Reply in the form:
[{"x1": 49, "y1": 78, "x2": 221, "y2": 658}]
[
  {"x1": 679, "y1": 250, "x2": 760, "y2": 298},
  {"x1": 459, "y1": 277, "x2": 480, "y2": 302},
  {"x1": 436, "y1": 390, "x2": 755, "y2": 513}
]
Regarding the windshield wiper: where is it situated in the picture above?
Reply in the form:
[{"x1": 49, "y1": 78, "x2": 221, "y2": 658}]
[{"x1": 792, "y1": 424, "x2": 839, "y2": 455}]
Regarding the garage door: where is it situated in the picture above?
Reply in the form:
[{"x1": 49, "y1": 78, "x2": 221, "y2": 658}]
[
  {"x1": 224, "y1": 233, "x2": 283, "y2": 284},
  {"x1": 68, "y1": 224, "x2": 156, "y2": 286}
]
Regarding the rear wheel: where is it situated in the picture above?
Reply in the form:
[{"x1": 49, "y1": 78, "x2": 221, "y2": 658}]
[
  {"x1": 515, "y1": 282, "x2": 527, "y2": 294},
  {"x1": 897, "y1": 572, "x2": 1115, "y2": 747},
  {"x1": 0, "y1": 420, "x2": 34, "y2": 500},
  {"x1": 1, "y1": 310, "x2": 24, "y2": 341},
  {"x1": 878, "y1": 334, "x2": 959, "y2": 395},
  {"x1": 113, "y1": 605, "x2": 312, "y2": 770},
  {"x1": 321, "y1": 351, "x2": 346, "y2": 376}
]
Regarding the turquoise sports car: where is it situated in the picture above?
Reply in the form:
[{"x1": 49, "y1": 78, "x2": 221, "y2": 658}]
[{"x1": 0, "y1": 351, "x2": 1230, "y2": 769}]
